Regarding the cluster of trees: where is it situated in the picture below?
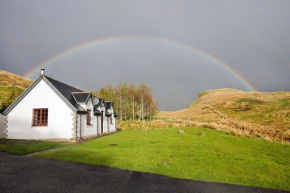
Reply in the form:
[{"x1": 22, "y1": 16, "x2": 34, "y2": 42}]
[{"x1": 95, "y1": 81, "x2": 158, "y2": 121}]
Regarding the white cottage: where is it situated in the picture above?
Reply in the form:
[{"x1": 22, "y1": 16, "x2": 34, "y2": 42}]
[{"x1": 2, "y1": 69, "x2": 117, "y2": 141}]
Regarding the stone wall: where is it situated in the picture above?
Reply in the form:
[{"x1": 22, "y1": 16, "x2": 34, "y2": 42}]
[{"x1": 0, "y1": 114, "x2": 4, "y2": 138}]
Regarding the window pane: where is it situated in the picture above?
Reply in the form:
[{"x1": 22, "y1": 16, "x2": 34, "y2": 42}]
[{"x1": 33, "y1": 108, "x2": 48, "y2": 126}]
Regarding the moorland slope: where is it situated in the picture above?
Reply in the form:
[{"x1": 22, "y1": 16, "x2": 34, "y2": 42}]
[
  {"x1": 0, "y1": 70, "x2": 32, "y2": 88},
  {"x1": 0, "y1": 70, "x2": 33, "y2": 110},
  {"x1": 158, "y1": 88, "x2": 290, "y2": 142}
]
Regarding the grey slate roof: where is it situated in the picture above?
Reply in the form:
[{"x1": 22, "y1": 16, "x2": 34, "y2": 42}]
[
  {"x1": 99, "y1": 98, "x2": 105, "y2": 105},
  {"x1": 72, "y1": 93, "x2": 90, "y2": 103},
  {"x1": 105, "y1": 102, "x2": 113, "y2": 116},
  {"x1": 44, "y1": 76, "x2": 83, "y2": 109},
  {"x1": 104, "y1": 102, "x2": 117, "y2": 117},
  {"x1": 105, "y1": 102, "x2": 112, "y2": 109},
  {"x1": 4, "y1": 74, "x2": 107, "y2": 115},
  {"x1": 95, "y1": 98, "x2": 104, "y2": 107}
]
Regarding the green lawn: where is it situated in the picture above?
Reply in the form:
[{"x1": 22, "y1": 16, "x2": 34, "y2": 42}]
[
  {"x1": 0, "y1": 139, "x2": 72, "y2": 155},
  {"x1": 36, "y1": 127, "x2": 290, "y2": 191}
]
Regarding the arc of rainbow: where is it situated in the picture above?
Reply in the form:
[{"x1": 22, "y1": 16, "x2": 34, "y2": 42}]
[{"x1": 24, "y1": 36, "x2": 257, "y2": 91}]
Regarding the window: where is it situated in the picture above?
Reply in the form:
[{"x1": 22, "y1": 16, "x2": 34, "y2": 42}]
[
  {"x1": 87, "y1": 109, "x2": 92, "y2": 126},
  {"x1": 110, "y1": 117, "x2": 113, "y2": 124},
  {"x1": 33, "y1": 108, "x2": 48, "y2": 126}
]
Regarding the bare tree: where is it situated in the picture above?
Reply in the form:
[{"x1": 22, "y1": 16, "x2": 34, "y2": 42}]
[{"x1": 96, "y1": 81, "x2": 158, "y2": 121}]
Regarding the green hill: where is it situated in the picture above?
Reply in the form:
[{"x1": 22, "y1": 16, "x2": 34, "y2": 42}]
[{"x1": 0, "y1": 70, "x2": 33, "y2": 111}]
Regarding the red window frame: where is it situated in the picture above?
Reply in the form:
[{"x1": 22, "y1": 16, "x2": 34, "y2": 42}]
[{"x1": 33, "y1": 108, "x2": 48, "y2": 126}]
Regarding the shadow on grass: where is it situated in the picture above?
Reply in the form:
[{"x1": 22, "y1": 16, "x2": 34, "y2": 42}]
[{"x1": 0, "y1": 139, "x2": 71, "y2": 155}]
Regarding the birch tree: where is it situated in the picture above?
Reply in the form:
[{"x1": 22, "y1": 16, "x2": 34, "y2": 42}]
[{"x1": 96, "y1": 81, "x2": 158, "y2": 121}]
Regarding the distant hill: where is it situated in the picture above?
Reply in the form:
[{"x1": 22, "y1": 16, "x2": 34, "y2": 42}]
[
  {"x1": 0, "y1": 70, "x2": 33, "y2": 111},
  {"x1": 0, "y1": 70, "x2": 32, "y2": 89},
  {"x1": 158, "y1": 88, "x2": 290, "y2": 143}
]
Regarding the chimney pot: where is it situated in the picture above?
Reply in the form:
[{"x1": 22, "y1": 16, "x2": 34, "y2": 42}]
[{"x1": 40, "y1": 69, "x2": 45, "y2": 77}]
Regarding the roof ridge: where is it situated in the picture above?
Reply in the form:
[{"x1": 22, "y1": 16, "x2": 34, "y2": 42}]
[
  {"x1": 71, "y1": 92, "x2": 90, "y2": 94},
  {"x1": 44, "y1": 75, "x2": 83, "y2": 92}
]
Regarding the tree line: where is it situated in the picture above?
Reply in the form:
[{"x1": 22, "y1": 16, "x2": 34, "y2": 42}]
[{"x1": 95, "y1": 81, "x2": 158, "y2": 121}]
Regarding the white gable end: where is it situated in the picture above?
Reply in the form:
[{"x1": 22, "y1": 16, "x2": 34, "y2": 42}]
[{"x1": 7, "y1": 79, "x2": 75, "y2": 139}]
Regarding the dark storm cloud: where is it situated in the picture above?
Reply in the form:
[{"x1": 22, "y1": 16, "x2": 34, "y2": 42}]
[{"x1": 0, "y1": 0, "x2": 290, "y2": 110}]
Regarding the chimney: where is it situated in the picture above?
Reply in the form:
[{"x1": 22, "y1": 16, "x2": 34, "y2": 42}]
[{"x1": 40, "y1": 69, "x2": 45, "y2": 77}]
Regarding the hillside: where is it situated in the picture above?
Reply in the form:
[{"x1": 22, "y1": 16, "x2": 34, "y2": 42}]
[
  {"x1": 0, "y1": 70, "x2": 33, "y2": 110},
  {"x1": 0, "y1": 70, "x2": 32, "y2": 88},
  {"x1": 157, "y1": 88, "x2": 290, "y2": 143}
]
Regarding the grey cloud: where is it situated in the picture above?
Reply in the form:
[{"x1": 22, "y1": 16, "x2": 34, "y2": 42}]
[{"x1": 0, "y1": 0, "x2": 289, "y2": 110}]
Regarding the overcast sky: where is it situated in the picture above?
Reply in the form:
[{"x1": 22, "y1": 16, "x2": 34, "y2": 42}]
[{"x1": 0, "y1": 0, "x2": 290, "y2": 110}]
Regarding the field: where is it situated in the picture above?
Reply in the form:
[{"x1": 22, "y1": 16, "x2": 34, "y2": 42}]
[
  {"x1": 36, "y1": 127, "x2": 290, "y2": 191},
  {"x1": 0, "y1": 139, "x2": 72, "y2": 155}
]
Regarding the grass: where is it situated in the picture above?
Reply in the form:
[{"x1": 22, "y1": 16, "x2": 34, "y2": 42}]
[
  {"x1": 0, "y1": 139, "x2": 72, "y2": 155},
  {"x1": 219, "y1": 97, "x2": 290, "y2": 124},
  {"x1": 0, "y1": 87, "x2": 25, "y2": 110},
  {"x1": 36, "y1": 127, "x2": 290, "y2": 191}
]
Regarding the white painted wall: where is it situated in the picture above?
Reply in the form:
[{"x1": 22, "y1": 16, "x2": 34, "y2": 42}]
[
  {"x1": 6, "y1": 80, "x2": 74, "y2": 139},
  {"x1": 78, "y1": 102, "x2": 117, "y2": 136},
  {"x1": 79, "y1": 114, "x2": 85, "y2": 137},
  {"x1": 108, "y1": 115, "x2": 116, "y2": 132},
  {"x1": 76, "y1": 99, "x2": 101, "y2": 138},
  {"x1": 106, "y1": 106, "x2": 116, "y2": 133},
  {"x1": 83, "y1": 99, "x2": 98, "y2": 136},
  {"x1": 104, "y1": 114, "x2": 108, "y2": 133},
  {"x1": 97, "y1": 115, "x2": 101, "y2": 134},
  {"x1": 97, "y1": 112, "x2": 106, "y2": 134}
]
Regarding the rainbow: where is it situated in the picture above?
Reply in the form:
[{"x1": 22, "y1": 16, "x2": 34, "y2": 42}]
[{"x1": 24, "y1": 36, "x2": 257, "y2": 91}]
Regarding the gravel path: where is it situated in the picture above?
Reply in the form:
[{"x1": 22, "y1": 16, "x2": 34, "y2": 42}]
[{"x1": 0, "y1": 151, "x2": 287, "y2": 193}]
